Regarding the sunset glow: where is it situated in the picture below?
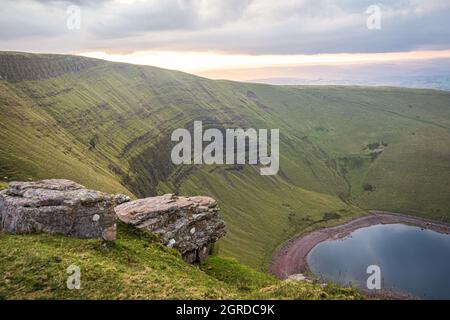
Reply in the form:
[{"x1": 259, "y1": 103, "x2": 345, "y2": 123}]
[{"x1": 78, "y1": 49, "x2": 450, "y2": 80}]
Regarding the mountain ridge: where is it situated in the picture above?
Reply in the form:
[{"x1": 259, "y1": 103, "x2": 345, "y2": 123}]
[{"x1": 1, "y1": 51, "x2": 450, "y2": 268}]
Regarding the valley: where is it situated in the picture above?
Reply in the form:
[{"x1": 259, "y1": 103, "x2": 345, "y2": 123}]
[{"x1": 1, "y1": 52, "x2": 450, "y2": 270}]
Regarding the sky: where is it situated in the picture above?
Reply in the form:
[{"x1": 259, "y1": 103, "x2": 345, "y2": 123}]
[{"x1": 2, "y1": 0, "x2": 450, "y2": 81}]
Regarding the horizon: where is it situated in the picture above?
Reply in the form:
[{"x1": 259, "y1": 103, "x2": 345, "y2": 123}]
[
  {"x1": 1, "y1": 0, "x2": 450, "y2": 86},
  {"x1": 3, "y1": 49, "x2": 450, "y2": 91}
]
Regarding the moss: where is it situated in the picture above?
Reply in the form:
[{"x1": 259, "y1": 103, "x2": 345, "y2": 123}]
[{"x1": 0, "y1": 181, "x2": 8, "y2": 190}]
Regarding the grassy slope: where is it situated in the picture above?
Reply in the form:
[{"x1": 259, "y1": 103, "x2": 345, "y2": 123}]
[
  {"x1": 1, "y1": 52, "x2": 450, "y2": 270},
  {"x1": 0, "y1": 224, "x2": 360, "y2": 300},
  {"x1": 174, "y1": 167, "x2": 363, "y2": 268}
]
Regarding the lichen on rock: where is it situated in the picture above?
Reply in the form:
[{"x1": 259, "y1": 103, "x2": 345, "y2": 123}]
[
  {"x1": 0, "y1": 179, "x2": 129, "y2": 241},
  {"x1": 114, "y1": 193, "x2": 227, "y2": 263}
]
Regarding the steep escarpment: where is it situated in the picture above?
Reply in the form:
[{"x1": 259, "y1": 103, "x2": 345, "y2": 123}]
[
  {"x1": 0, "y1": 52, "x2": 104, "y2": 82},
  {"x1": 1, "y1": 52, "x2": 450, "y2": 268}
]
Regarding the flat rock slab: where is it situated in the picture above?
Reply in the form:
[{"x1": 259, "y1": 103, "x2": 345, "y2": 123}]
[
  {"x1": 0, "y1": 179, "x2": 130, "y2": 241},
  {"x1": 115, "y1": 194, "x2": 227, "y2": 263}
]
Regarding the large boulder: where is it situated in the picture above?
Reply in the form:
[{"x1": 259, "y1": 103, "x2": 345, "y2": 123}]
[
  {"x1": 0, "y1": 179, "x2": 130, "y2": 241},
  {"x1": 115, "y1": 194, "x2": 227, "y2": 263}
]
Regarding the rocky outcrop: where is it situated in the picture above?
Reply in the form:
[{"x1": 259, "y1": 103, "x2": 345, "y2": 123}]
[
  {"x1": 115, "y1": 194, "x2": 227, "y2": 263},
  {"x1": 0, "y1": 179, "x2": 227, "y2": 264},
  {"x1": 0, "y1": 179, "x2": 130, "y2": 241}
]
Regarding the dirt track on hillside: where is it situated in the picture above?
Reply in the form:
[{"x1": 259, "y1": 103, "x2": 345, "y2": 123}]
[{"x1": 270, "y1": 211, "x2": 450, "y2": 279}]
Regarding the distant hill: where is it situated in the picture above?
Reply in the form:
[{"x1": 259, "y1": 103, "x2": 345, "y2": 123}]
[
  {"x1": 250, "y1": 75, "x2": 450, "y2": 91},
  {"x1": 248, "y1": 58, "x2": 450, "y2": 91},
  {"x1": 1, "y1": 51, "x2": 450, "y2": 269}
]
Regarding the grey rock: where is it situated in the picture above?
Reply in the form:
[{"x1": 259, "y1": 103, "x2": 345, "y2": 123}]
[
  {"x1": 113, "y1": 193, "x2": 131, "y2": 205},
  {"x1": 0, "y1": 179, "x2": 125, "y2": 241},
  {"x1": 115, "y1": 193, "x2": 227, "y2": 263}
]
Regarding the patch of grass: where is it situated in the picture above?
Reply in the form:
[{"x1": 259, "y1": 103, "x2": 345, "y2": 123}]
[
  {"x1": 201, "y1": 256, "x2": 275, "y2": 291},
  {"x1": 322, "y1": 212, "x2": 342, "y2": 221},
  {"x1": 174, "y1": 166, "x2": 364, "y2": 269},
  {"x1": 0, "y1": 227, "x2": 361, "y2": 300}
]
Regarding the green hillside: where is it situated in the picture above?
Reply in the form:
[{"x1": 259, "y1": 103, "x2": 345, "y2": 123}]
[
  {"x1": 1, "y1": 52, "x2": 450, "y2": 269},
  {"x1": 0, "y1": 223, "x2": 360, "y2": 299}
]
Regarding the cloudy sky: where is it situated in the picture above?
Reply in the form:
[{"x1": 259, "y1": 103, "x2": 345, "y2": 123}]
[{"x1": 2, "y1": 0, "x2": 450, "y2": 80}]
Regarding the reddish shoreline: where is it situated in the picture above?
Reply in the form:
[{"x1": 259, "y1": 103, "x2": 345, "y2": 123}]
[{"x1": 270, "y1": 211, "x2": 450, "y2": 280}]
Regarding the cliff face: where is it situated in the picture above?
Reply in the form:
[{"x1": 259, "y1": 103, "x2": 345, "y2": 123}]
[{"x1": 0, "y1": 52, "x2": 104, "y2": 82}]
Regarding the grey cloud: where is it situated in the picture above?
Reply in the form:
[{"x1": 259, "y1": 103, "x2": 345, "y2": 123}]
[
  {"x1": 34, "y1": 0, "x2": 111, "y2": 6},
  {"x1": 0, "y1": 0, "x2": 67, "y2": 40},
  {"x1": 1, "y1": 0, "x2": 450, "y2": 54},
  {"x1": 88, "y1": 0, "x2": 253, "y2": 38}
]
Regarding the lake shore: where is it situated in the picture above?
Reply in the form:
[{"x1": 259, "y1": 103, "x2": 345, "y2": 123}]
[{"x1": 270, "y1": 211, "x2": 450, "y2": 280}]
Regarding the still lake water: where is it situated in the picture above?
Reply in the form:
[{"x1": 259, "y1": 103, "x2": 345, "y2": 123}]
[{"x1": 307, "y1": 224, "x2": 450, "y2": 299}]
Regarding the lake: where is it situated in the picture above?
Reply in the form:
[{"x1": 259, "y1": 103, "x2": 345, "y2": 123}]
[{"x1": 307, "y1": 224, "x2": 450, "y2": 299}]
